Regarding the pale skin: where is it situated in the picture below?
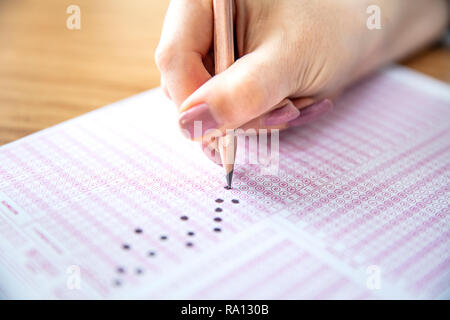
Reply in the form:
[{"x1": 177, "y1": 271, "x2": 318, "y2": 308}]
[{"x1": 156, "y1": 0, "x2": 448, "y2": 163}]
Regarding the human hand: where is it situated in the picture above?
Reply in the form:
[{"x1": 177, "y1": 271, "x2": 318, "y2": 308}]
[{"x1": 155, "y1": 0, "x2": 447, "y2": 156}]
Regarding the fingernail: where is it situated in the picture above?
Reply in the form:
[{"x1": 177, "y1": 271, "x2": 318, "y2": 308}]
[
  {"x1": 288, "y1": 99, "x2": 334, "y2": 127},
  {"x1": 264, "y1": 101, "x2": 301, "y2": 126},
  {"x1": 179, "y1": 103, "x2": 220, "y2": 139}
]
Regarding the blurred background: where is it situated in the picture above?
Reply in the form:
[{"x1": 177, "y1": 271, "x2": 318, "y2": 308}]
[{"x1": 0, "y1": 0, "x2": 448, "y2": 145}]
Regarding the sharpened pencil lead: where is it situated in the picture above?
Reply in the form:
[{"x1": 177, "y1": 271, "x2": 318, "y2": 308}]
[{"x1": 226, "y1": 170, "x2": 234, "y2": 189}]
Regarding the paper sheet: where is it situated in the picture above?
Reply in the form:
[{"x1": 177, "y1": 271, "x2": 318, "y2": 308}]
[{"x1": 0, "y1": 66, "x2": 449, "y2": 299}]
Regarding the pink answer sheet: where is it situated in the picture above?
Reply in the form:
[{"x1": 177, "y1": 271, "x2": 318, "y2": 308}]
[{"x1": 0, "y1": 66, "x2": 449, "y2": 299}]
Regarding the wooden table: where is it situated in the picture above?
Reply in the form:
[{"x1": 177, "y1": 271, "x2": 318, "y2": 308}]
[{"x1": 0, "y1": 0, "x2": 449, "y2": 146}]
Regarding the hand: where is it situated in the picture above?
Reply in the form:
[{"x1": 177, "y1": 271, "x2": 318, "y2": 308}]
[
  {"x1": 155, "y1": 0, "x2": 447, "y2": 153},
  {"x1": 155, "y1": 0, "x2": 357, "y2": 136}
]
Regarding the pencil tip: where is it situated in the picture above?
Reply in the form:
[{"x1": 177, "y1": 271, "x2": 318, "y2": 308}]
[{"x1": 225, "y1": 170, "x2": 234, "y2": 189}]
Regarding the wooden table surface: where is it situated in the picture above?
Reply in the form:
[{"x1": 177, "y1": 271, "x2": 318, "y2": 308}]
[{"x1": 0, "y1": 0, "x2": 449, "y2": 146}]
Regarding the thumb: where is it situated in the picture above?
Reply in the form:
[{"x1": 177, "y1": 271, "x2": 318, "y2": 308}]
[{"x1": 178, "y1": 49, "x2": 291, "y2": 140}]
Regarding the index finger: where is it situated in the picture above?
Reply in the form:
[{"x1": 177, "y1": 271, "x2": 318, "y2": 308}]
[{"x1": 155, "y1": 0, "x2": 214, "y2": 107}]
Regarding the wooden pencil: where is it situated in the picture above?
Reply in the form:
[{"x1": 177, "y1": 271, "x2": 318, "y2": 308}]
[{"x1": 213, "y1": 0, "x2": 236, "y2": 189}]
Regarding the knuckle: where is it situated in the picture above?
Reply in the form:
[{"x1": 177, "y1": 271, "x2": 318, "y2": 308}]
[{"x1": 154, "y1": 45, "x2": 176, "y2": 71}]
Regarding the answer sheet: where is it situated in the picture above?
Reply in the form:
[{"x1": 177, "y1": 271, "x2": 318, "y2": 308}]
[{"x1": 0, "y1": 67, "x2": 449, "y2": 299}]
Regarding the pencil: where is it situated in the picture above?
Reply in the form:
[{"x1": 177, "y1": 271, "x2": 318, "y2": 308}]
[{"x1": 213, "y1": 0, "x2": 236, "y2": 189}]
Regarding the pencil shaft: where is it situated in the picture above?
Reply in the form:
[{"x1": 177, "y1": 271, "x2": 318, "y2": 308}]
[
  {"x1": 213, "y1": 0, "x2": 236, "y2": 187},
  {"x1": 213, "y1": 0, "x2": 234, "y2": 73}
]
